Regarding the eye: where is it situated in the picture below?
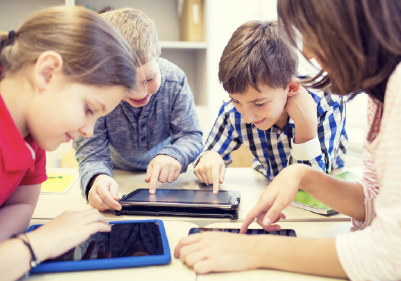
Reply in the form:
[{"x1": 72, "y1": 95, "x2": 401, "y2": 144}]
[
  {"x1": 85, "y1": 105, "x2": 94, "y2": 115},
  {"x1": 254, "y1": 103, "x2": 265, "y2": 107},
  {"x1": 231, "y1": 99, "x2": 239, "y2": 104},
  {"x1": 146, "y1": 77, "x2": 154, "y2": 83}
]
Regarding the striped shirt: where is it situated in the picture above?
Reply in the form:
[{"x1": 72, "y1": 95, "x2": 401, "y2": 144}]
[
  {"x1": 197, "y1": 90, "x2": 348, "y2": 179},
  {"x1": 336, "y1": 64, "x2": 401, "y2": 280}
]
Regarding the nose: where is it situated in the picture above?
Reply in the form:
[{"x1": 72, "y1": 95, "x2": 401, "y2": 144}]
[
  {"x1": 243, "y1": 106, "x2": 255, "y2": 124},
  {"x1": 78, "y1": 119, "x2": 96, "y2": 138}
]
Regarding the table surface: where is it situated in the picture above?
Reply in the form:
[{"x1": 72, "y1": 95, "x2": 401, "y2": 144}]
[
  {"x1": 33, "y1": 167, "x2": 351, "y2": 226},
  {"x1": 25, "y1": 219, "x2": 353, "y2": 281}
]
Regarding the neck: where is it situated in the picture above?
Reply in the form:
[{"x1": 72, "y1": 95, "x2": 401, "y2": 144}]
[
  {"x1": 274, "y1": 111, "x2": 288, "y2": 130},
  {"x1": 0, "y1": 75, "x2": 31, "y2": 138}
]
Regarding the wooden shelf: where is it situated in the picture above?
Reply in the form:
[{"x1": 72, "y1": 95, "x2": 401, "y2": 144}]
[{"x1": 160, "y1": 41, "x2": 207, "y2": 49}]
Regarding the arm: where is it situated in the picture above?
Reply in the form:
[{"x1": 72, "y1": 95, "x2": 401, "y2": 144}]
[
  {"x1": 288, "y1": 89, "x2": 347, "y2": 173},
  {"x1": 74, "y1": 116, "x2": 113, "y2": 197},
  {"x1": 193, "y1": 101, "x2": 243, "y2": 191},
  {"x1": 155, "y1": 76, "x2": 203, "y2": 172},
  {"x1": 174, "y1": 232, "x2": 346, "y2": 278},
  {"x1": 241, "y1": 164, "x2": 365, "y2": 232},
  {"x1": 0, "y1": 184, "x2": 41, "y2": 242},
  {"x1": 0, "y1": 209, "x2": 110, "y2": 281}
]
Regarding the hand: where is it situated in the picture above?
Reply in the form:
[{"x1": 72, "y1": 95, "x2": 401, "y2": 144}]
[
  {"x1": 285, "y1": 84, "x2": 317, "y2": 144},
  {"x1": 240, "y1": 164, "x2": 310, "y2": 234},
  {"x1": 88, "y1": 175, "x2": 121, "y2": 211},
  {"x1": 27, "y1": 209, "x2": 111, "y2": 262},
  {"x1": 174, "y1": 232, "x2": 263, "y2": 274},
  {"x1": 145, "y1": 155, "x2": 182, "y2": 194},
  {"x1": 194, "y1": 151, "x2": 226, "y2": 194}
]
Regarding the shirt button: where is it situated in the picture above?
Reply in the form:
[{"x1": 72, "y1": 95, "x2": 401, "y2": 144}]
[{"x1": 141, "y1": 137, "x2": 146, "y2": 142}]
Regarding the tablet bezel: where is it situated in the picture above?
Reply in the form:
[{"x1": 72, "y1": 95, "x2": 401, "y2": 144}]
[
  {"x1": 119, "y1": 189, "x2": 241, "y2": 210},
  {"x1": 26, "y1": 219, "x2": 171, "y2": 274}
]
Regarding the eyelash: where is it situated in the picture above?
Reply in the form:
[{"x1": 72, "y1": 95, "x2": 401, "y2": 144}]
[
  {"x1": 254, "y1": 103, "x2": 265, "y2": 107},
  {"x1": 86, "y1": 105, "x2": 94, "y2": 115}
]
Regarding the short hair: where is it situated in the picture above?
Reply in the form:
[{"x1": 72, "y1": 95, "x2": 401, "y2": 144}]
[
  {"x1": 218, "y1": 20, "x2": 298, "y2": 94},
  {"x1": 0, "y1": 6, "x2": 136, "y2": 89},
  {"x1": 100, "y1": 8, "x2": 161, "y2": 67}
]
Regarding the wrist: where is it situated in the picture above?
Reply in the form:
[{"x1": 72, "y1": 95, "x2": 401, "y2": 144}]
[{"x1": 293, "y1": 121, "x2": 317, "y2": 144}]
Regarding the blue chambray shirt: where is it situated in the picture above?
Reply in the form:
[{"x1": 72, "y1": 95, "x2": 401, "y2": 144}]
[{"x1": 74, "y1": 58, "x2": 203, "y2": 196}]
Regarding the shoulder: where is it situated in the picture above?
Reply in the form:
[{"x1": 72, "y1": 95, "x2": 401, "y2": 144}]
[
  {"x1": 158, "y1": 57, "x2": 187, "y2": 87},
  {"x1": 308, "y1": 88, "x2": 345, "y2": 115}
]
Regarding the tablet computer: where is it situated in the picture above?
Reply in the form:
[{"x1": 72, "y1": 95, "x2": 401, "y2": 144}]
[
  {"x1": 118, "y1": 189, "x2": 241, "y2": 210},
  {"x1": 188, "y1": 228, "x2": 297, "y2": 236},
  {"x1": 26, "y1": 220, "x2": 170, "y2": 274}
]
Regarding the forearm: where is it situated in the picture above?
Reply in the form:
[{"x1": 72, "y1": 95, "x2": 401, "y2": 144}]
[
  {"x1": 0, "y1": 203, "x2": 35, "y2": 242},
  {"x1": 254, "y1": 236, "x2": 347, "y2": 278},
  {"x1": 301, "y1": 167, "x2": 365, "y2": 221}
]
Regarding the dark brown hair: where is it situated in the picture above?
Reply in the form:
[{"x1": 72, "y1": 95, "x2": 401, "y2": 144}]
[
  {"x1": 0, "y1": 6, "x2": 136, "y2": 89},
  {"x1": 218, "y1": 20, "x2": 298, "y2": 94},
  {"x1": 277, "y1": 0, "x2": 401, "y2": 102}
]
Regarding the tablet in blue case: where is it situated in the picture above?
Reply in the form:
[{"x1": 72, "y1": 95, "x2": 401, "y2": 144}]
[{"x1": 26, "y1": 219, "x2": 171, "y2": 274}]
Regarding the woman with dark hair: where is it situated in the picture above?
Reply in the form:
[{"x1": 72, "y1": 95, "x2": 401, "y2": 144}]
[{"x1": 174, "y1": 1, "x2": 401, "y2": 279}]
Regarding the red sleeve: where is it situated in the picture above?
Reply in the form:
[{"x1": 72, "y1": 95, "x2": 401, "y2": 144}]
[{"x1": 20, "y1": 143, "x2": 47, "y2": 185}]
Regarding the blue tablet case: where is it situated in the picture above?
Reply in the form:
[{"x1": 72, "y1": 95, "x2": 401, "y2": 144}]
[{"x1": 26, "y1": 219, "x2": 171, "y2": 274}]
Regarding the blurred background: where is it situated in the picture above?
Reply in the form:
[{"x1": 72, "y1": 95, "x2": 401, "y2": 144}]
[{"x1": 0, "y1": 0, "x2": 365, "y2": 169}]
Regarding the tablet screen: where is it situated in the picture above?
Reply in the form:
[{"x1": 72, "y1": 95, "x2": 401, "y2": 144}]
[
  {"x1": 121, "y1": 189, "x2": 236, "y2": 205},
  {"x1": 189, "y1": 228, "x2": 297, "y2": 236},
  {"x1": 43, "y1": 222, "x2": 164, "y2": 262}
]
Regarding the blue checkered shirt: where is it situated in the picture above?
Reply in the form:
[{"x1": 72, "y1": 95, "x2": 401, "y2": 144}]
[{"x1": 198, "y1": 90, "x2": 348, "y2": 180}]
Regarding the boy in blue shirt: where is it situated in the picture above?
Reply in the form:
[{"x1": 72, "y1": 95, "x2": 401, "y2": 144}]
[
  {"x1": 74, "y1": 8, "x2": 203, "y2": 211},
  {"x1": 195, "y1": 21, "x2": 348, "y2": 193}
]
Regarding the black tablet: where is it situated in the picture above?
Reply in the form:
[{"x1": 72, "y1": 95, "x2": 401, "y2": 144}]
[
  {"x1": 26, "y1": 220, "x2": 171, "y2": 274},
  {"x1": 189, "y1": 228, "x2": 297, "y2": 236},
  {"x1": 119, "y1": 189, "x2": 241, "y2": 210}
]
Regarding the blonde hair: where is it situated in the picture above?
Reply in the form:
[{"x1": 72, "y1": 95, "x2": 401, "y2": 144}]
[
  {"x1": 100, "y1": 8, "x2": 161, "y2": 67},
  {"x1": 0, "y1": 6, "x2": 136, "y2": 89}
]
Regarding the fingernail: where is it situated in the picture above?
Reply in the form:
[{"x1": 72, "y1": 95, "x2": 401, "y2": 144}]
[
  {"x1": 150, "y1": 189, "x2": 155, "y2": 194},
  {"x1": 263, "y1": 217, "x2": 271, "y2": 226}
]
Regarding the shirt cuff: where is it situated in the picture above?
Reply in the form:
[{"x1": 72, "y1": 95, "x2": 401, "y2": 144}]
[{"x1": 290, "y1": 135, "x2": 321, "y2": 160}]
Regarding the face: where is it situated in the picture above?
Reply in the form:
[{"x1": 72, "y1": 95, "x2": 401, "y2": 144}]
[
  {"x1": 230, "y1": 84, "x2": 289, "y2": 130},
  {"x1": 123, "y1": 57, "x2": 161, "y2": 107},
  {"x1": 28, "y1": 79, "x2": 127, "y2": 151}
]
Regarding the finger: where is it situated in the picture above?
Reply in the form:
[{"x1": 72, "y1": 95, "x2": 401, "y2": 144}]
[
  {"x1": 220, "y1": 164, "x2": 226, "y2": 183},
  {"x1": 145, "y1": 164, "x2": 153, "y2": 183},
  {"x1": 174, "y1": 234, "x2": 202, "y2": 258},
  {"x1": 184, "y1": 249, "x2": 209, "y2": 267},
  {"x1": 166, "y1": 168, "x2": 176, "y2": 183},
  {"x1": 179, "y1": 242, "x2": 203, "y2": 265},
  {"x1": 198, "y1": 170, "x2": 209, "y2": 185},
  {"x1": 211, "y1": 165, "x2": 220, "y2": 194},
  {"x1": 263, "y1": 200, "x2": 288, "y2": 227},
  {"x1": 97, "y1": 185, "x2": 122, "y2": 211},
  {"x1": 174, "y1": 169, "x2": 180, "y2": 181},
  {"x1": 109, "y1": 182, "x2": 122, "y2": 211},
  {"x1": 158, "y1": 167, "x2": 169, "y2": 183},
  {"x1": 194, "y1": 168, "x2": 204, "y2": 183},
  {"x1": 193, "y1": 259, "x2": 215, "y2": 275},
  {"x1": 149, "y1": 165, "x2": 162, "y2": 194},
  {"x1": 240, "y1": 204, "x2": 265, "y2": 234}
]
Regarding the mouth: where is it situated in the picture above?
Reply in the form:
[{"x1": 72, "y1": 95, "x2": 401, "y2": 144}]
[
  {"x1": 65, "y1": 133, "x2": 74, "y2": 142},
  {"x1": 253, "y1": 118, "x2": 266, "y2": 125},
  {"x1": 128, "y1": 94, "x2": 151, "y2": 106}
]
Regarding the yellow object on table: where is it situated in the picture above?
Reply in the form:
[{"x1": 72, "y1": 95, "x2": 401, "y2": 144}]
[{"x1": 41, "y1": 172, "x2": 77, "y2": 194}]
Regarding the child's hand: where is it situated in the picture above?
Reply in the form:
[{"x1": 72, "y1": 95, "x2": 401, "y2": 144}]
[
  {"x1": 194, "y1": 151, "x2": 226, "y2": 194},
  {"x1": 285, "y1": 85, "x2": 318, "y2": 144},
  {"x1": 240, "y1": 164, "x2": 311, "y2": 234},
  {"x1": 88, "y1": 175, "x2": 121, "y2": 211},
  {"x1": 27, "y1": 209, "x2": 111, "y2": 262},
  {"x1": 174, "y1": 232, "x2": 263, "y2": 274},
  {"x1": 145, "y1": 155, "x2": 182, "y2": 194}
]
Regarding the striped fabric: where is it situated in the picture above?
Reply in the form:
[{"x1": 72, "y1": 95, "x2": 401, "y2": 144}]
[
  {"x1": 197, "y1": 90, "x2": 348, "y2": 179},
  {"x1": 336, "y1": 64, "x2": 401, "y2": 280}
]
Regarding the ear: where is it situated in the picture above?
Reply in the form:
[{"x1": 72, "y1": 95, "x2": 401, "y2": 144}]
[
  {"x1": 34, "y1": 51, "x2": 64, "y2": 91},
  {"x1": 287, "y1": 78, "x2": 300, "y2": 97}
]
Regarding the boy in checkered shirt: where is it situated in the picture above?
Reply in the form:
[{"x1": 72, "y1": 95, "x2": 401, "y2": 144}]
[{"x1": 195, "y1": 21, "x2": 348, "y2": 193}]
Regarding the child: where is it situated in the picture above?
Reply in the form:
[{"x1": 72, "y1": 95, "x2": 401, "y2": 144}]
[
  {"x1": 0, "y1": 6, "x2": 137, "y2": 280},
  {"x1": 194, "y1": 21, "x2": 348, "y2": 193},
  {"x1": 74, "y1": 8, "x2": 203, "y2": 211},
  {"x1": 175, "y1": 1, "x2": 401, "y2": 280}
]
